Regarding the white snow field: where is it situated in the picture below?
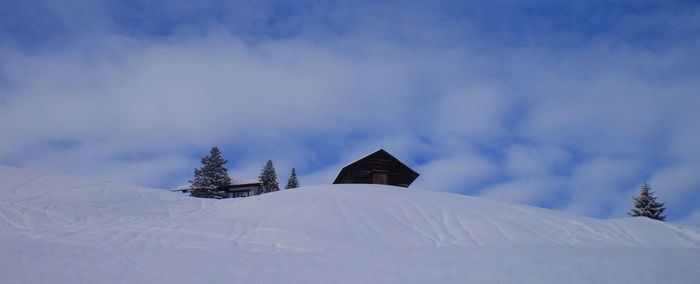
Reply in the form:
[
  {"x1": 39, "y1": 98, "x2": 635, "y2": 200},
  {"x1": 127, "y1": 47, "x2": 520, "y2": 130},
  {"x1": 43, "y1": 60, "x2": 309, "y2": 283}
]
[{"x1": 1, "y1": 165, "x2": 699, "y2": 283}]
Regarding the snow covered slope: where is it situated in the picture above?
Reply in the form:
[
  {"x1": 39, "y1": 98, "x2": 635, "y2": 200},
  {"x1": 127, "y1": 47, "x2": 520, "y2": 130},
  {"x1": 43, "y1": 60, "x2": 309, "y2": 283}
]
[{"x1": 1, "y1": 165, "x2": 699, "y2": 283}]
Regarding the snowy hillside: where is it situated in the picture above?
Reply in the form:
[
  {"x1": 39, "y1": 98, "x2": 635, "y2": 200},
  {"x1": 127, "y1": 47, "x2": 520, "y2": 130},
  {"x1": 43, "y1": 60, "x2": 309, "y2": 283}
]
[{"x1": 1, "y1": 165, "x2": 699, "y2": 283}]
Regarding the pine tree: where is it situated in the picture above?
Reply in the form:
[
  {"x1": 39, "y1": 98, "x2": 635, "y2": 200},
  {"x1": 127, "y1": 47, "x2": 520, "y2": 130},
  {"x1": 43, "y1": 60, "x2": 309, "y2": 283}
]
[
  {"x1": 628, "y1": 183, "x2": 666, "y2": 221},
  {"x1": 189, "y1": 147, "x2": 232, "y2": 198},
  {"x1": 285, "y1": 168, "x2": 299, "y2": 189},
  {"x1": 258, "y1": 160, "x2": 279, "y2": 193}
]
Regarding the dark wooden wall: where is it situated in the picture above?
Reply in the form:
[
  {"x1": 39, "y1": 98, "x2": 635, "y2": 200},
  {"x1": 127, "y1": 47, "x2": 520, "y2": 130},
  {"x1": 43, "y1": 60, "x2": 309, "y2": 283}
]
[{"x1": 333, "y1": 150, "x2": 419, "y2": 187}]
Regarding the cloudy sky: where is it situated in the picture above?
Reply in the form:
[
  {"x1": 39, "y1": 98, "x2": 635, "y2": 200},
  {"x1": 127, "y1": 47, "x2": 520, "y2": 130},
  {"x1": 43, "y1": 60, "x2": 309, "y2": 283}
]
[{"x1": 1, "y1": 1, "x2": 699, "y2": 225}]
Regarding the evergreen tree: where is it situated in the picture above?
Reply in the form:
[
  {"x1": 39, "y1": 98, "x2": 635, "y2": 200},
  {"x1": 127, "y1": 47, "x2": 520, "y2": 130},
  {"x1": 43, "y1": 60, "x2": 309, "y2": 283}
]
[
  {"x1": 258, "y1": 160, "x2": 279, "y2": 193},
  {"x1": 189, "y1": 147, "x2": 231, "y2": 198},
  {"x1": 285, "y1": 168, "x2": 299, "y2": 189},
  {"x1": 628, "y1": 183, "x2": 666, "y2": 221}
]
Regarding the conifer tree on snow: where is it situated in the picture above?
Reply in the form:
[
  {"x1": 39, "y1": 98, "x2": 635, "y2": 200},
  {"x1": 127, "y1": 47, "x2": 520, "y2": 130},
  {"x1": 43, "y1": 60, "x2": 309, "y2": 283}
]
[
  {"x1": 285, "y1": 168, "x2": 299, "y2": 189},
  {"x1": 189, "y1": 147, "x2": 232, "y2": 198},
  {"x1": 258, "y1": 160, "x2": 279, "y2": 194},
  {"x1": 628, "y1": 183, "x2": 666, "y2": 221}
]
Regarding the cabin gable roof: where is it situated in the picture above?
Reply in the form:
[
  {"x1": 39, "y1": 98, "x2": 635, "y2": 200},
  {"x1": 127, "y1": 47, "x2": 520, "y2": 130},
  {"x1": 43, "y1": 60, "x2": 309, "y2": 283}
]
[{"x1": 333, "y1": 149, "x2": 419, "y2": 187}]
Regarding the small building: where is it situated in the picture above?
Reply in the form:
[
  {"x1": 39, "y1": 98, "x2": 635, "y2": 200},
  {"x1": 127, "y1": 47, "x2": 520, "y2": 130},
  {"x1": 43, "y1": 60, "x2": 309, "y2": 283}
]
[
  {"x1": 173, "y1": 180, "x2": 262, "y2": 198},
  {"x1": 221, "y1": 181, "x2": 261, "y2": 198},
  {"x1": 333, "y1": 149, "x2": 419, "y2": 188},
  {"x1": 171, "y1": 185, "x2": 191, "y2": 193}
]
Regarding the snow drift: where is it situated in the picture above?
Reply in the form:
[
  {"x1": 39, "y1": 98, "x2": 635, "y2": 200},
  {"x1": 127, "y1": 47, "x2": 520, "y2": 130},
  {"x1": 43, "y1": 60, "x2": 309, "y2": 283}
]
[{"x1": 1, "y1": 165, "x2": 699, "y2": 283}]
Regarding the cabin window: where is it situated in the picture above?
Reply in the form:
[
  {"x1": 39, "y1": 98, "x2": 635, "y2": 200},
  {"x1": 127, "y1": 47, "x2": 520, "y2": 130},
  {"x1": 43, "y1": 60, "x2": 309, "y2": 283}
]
[{"x1": 372, "y1": 173, "x2": 389, "y2": 184}]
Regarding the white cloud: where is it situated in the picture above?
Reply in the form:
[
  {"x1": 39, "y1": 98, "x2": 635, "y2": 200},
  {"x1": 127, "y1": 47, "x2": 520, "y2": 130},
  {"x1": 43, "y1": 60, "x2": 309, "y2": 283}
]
[
  {"x1": 413, "y1": 153, "x2": 499, "y2": 193},
  {"x1": 564, "y1": 158, "x2": 648, "y2": 217},
  {"x1": 677, "y1": 210, "x2": 700, "y2": 227},
  {"x1": 504, "y1": 144, "x2": 572, "y2": 178},
  {"x1": 479, "y1": 177, "x2": 566, "y2": 207},
  {"x1": 648, "y1": 165, "x2": 700, "y2": 215},
  {"x1": 434, "y1": 84, "x2": 510, "y2": 143}
]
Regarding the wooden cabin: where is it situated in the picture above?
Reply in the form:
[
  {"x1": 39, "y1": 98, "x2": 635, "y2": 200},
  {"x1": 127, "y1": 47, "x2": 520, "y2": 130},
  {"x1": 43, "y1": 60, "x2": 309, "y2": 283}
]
[{"x1": 333, "y1": 149, "x2": 419, "y2": 187}]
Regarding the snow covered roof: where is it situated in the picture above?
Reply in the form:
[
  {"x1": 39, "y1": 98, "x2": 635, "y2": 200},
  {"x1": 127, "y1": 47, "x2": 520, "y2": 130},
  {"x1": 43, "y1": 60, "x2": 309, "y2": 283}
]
[
  {"x1": 231, "y1": 179, "x2": 260, "y2": 186},
  {"x1": 172, "y1": 180, "x2": 259, "y2": 192},
  {"x1": 171, "y1": 184, "x2": 191, "y2": 192}
]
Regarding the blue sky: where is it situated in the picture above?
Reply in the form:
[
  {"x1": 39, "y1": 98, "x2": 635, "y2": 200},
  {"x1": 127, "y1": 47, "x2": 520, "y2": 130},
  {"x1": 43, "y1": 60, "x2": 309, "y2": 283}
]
[{"x1": 1, "y1": 0, "x2": 699, "y2": 225}]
